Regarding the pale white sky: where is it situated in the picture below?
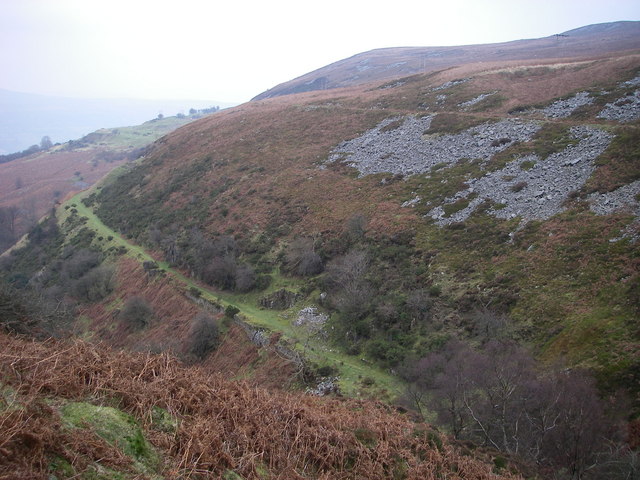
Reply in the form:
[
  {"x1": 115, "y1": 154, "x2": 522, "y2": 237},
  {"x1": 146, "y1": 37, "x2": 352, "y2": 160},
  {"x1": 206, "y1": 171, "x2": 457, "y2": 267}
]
[{"x1": 1, "y1": 0, "x2": 639, "y2": 103}]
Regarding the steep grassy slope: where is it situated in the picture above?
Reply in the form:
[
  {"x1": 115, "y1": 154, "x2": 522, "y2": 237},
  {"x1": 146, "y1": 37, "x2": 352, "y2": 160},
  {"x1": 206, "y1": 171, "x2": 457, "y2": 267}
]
[{"x1": 74, "y1": 52, "x2": 640, "y2": 408}]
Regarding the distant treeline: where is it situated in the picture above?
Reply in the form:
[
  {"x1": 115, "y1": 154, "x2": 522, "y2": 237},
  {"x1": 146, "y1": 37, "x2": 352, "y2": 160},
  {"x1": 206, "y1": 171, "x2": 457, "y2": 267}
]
[
  {"x1": 174, "y1": 106, "x2": 220, "y2": 119},
  {"x1": 189, "y1": 106, "x2": 219, "y2": 115}
]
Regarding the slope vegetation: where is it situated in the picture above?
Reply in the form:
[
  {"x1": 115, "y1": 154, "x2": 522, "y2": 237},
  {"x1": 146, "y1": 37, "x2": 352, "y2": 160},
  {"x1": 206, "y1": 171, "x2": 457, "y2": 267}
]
[
  {"x1": 2, "y1": 31, "x2": 640, "y2": 477},
  {"x1": 0, "y1": 330, "x2": 521, "y2": 479},
  {"x1": 0, "y1": 112, "x2": 214, "y2": 253},
  {"x1": 74, "y1": 51, "x2": 640, "y2": 402},
  {"x1": 254, "y1": 21, "x2": 640, "y2": 100}
]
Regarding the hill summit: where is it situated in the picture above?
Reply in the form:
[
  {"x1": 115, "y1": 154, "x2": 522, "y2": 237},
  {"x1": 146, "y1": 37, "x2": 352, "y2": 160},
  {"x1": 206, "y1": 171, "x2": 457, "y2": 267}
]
[{"x1": 253, "y1": 21, "x2": 640, "y2": 100}]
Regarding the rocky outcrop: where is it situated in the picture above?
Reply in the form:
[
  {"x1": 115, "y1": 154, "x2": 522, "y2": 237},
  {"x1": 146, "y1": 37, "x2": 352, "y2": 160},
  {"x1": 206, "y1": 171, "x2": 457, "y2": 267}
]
[
  {"x1": 259, "y1": 288, "x2": 300, "y2": 310},
  {"x1": 306, "y1": 377, "x2": 340, "y2": 396},
  {"x1": 293, "y1": 306, "x2": 328, "y2": 328}
]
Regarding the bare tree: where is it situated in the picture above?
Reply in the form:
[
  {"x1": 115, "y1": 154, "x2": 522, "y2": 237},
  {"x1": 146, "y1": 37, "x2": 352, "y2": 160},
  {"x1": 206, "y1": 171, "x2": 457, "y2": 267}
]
[
  {"x1": 61, "y1": 248, "x2": 101, "y2": 280},
  {"x1": 471, "y1": 308, "x2": 510, "y2": 342},
  {"x1": 40, "y1": 136, "x2": 53, "y2": 150},
  {"x1": 461, "y1": 341, "x2": 537, "y2": 455},
  {"x1": 325, "y1": 249, "x2": 373, "y2": 318},
  {"x1": 405, "y1": 289, "x2": 433, "y2": 325},
  {"x1": 539, "y1": 370, "x2": 609, "y2": 479},
  {"x1": 184, "y1": 312, "x2": 219, "y2": 360},
  {"x1": 234, "y1": 264, "x2": 256, "y2": 292},
  {"x1": 202, "y1": 255, "x2": 237, "y2": 290},
  {"x1": 72, "y1": 265, "x2": 115, "y2": 302},
  {"x1": 284, "y1": 237, "x2": 323, "y2": 276},
  {"x1": 325, "y1": 249, "x2": 369, "y2": 292},
  {"x1": 0, "y1": 207, "x2": 19, "y2": 251},
  {"x1": 400, "y1": 339, "x2": 480, "y2": 438},
  {"x1": 400, "y1": 339, "x2": 615, "y2": 477}
]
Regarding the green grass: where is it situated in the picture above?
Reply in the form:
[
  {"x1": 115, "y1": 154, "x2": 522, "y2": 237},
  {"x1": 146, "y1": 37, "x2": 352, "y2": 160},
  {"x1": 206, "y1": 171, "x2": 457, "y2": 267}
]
[
  {"x1": 59, "y1": 401, "x2": 160, "y2": 477},
  {"x1": 76, "y1": 115, "x2": 199, "y2": 151}
]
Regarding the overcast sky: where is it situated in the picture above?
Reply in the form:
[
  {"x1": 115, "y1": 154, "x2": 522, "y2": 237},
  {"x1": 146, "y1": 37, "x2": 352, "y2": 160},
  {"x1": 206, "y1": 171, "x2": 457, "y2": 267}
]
[{"x1": 1, "y1": 0, "x2": 639, "y2": 104}]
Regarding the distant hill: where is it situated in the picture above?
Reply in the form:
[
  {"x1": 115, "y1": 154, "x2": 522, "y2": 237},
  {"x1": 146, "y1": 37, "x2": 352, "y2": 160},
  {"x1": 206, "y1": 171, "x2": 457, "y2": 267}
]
[
  {"x1": 253, "y1": 21, "x2": 640, "y2": 100},
  {"x1": 0, "y1": 89, "x2": 235, "y2": 154}
]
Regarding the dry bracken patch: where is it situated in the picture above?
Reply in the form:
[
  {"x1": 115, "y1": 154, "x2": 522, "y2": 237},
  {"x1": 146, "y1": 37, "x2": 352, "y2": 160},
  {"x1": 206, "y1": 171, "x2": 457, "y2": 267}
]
[{"x1": 0, "y1": 332, "x2": 521, "y2": 479}]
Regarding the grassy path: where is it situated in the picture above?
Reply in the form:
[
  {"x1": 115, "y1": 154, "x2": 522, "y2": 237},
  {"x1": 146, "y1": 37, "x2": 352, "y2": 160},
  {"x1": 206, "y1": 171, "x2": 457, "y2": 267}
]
[{"x1": 61, "y1": 189, "x2": 403, "y2": 399}]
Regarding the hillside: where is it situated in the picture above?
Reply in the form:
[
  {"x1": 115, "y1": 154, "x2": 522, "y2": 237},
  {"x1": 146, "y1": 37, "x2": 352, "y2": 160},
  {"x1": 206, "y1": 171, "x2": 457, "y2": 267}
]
[
  {"x1": 253, "y1": 21, "x2": 640, "y2": 100},
  {"x1": 0, "y1": 329, "x2": 521, "y2": 479},
  {"x1": 75, "y1": 51, "x2": 640, "y2": 394},
  {"x1": 1, "y1": 24, "x2": 640, "y2": 479},
  {"x1": 0, "y1": 112, "x2": 216, "y2": 253}
]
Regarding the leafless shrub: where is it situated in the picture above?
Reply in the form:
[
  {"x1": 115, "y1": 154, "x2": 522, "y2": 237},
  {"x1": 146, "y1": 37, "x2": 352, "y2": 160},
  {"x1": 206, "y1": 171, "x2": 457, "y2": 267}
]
[
  {"x1": 284, "y1": 237, "x2": 323, "y2": 276},
  {"x1": 406, "y1": 289, "x2": 433, "y2": 324},
  {"x1": 119, "y1": 296, "x2": 153, "y2": 330},
  {"x1": 184, "y1": 312, "x2": 219, "y2": 360},
  {"x1": 61, "y1": 248, "x2": 101, "y2": 280},
  {"x1": 343, "y1": 213, "x2": 368, "y2": 243},
  {"x1": 71, "y1": 265, "x2": 115, "y2": 302},
  {"x1": 202, "y1": 255, "x2": 237, "y2": 289}
]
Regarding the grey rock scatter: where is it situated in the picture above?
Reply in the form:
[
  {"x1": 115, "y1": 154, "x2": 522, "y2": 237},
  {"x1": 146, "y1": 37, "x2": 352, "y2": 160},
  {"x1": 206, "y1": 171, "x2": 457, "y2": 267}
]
[
  {"x1": 589, "y1": 180, "x2": 640, "y2": 243},
  {"x1": 542, "y1": 91, "x2": 593, "y2": 118},
  {"x1": 327, "y1": 115, "x2": 540, "y2": 177},
  {"x1": 427, "y1": 126, "x2": 615, "y2": 225},
  {"x1": 588, "y1": 180, "x2": 640, "y2": 217},
  {"x1": 621, "y1": 74, "x2": 640, "y2": 88},
  {"x1": 459, "y1": 92, "x2": 498, "y2": 109},
  {"x1": 595, "y1": 74, "x2": 640, "y2": 123},
  {"x1": 432, "y1": 78, "x2": 469, "y2": 91},
  {"x1": 401, "y1": 195, "x2": 421, "y2": 208},
  {"x1": 597, "y1": 90, "x2": 640, "y2": 123}
]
